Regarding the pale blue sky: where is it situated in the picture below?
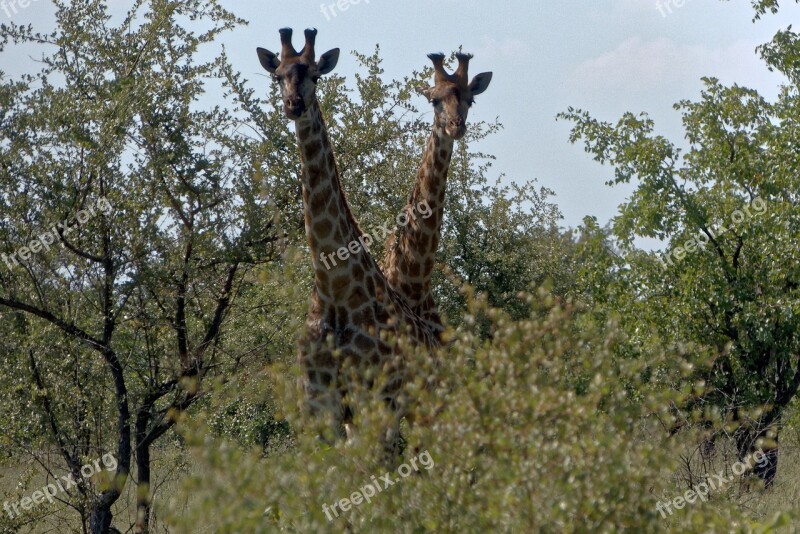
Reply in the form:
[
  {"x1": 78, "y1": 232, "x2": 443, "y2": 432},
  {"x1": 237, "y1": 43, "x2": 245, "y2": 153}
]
[{"x1": 3, "y1": 0, "x2": 799, "y2": 229}]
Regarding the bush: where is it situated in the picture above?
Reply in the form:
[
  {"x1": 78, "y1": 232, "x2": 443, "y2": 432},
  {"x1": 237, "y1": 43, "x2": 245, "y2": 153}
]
[{"x1": 162, "y1": 289, "x2": 794, "y2": 533}]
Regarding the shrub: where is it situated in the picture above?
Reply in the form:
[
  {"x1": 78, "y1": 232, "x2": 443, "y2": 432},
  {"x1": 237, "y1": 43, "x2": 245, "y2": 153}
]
[{"x1": 163, "y1": 290, "x2": 793, "y2": 532}]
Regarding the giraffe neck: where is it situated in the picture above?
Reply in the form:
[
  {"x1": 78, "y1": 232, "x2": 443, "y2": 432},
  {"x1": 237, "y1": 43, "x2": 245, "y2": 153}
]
[
  {"x1": 384, "y1": 118, "x2": 454, "y2": 310},
  {"x1": 295, "y1": 100, "x2": 372, "y2": 294}
]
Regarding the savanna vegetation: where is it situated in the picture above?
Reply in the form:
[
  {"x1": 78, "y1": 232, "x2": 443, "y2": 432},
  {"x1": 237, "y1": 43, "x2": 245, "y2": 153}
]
[{"x1": 0, "y1": 0, "x2": 799, "y2": 532}]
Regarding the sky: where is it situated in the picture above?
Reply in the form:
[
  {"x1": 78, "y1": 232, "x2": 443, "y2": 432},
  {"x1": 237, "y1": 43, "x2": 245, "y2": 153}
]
[{"x1": 2, "y1": 0, "x2": 799, "y2": 231}]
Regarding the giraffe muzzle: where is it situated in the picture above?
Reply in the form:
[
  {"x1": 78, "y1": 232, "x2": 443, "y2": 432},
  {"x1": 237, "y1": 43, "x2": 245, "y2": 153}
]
[
  {"x1": 284, "y1": 96, "x2": 306, "y2": 119},
  {"x1": 447, "y1": 118, "x2": 467, "y2": 140}
]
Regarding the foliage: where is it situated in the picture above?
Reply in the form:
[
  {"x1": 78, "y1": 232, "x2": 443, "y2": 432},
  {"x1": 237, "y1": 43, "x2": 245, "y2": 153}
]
[
  {"x1": 0, "y1": 0, "x2": 571, "y2": 531},
  {"x1": 3, "y1": 0, "x2": 799, "y2": 532},
  {"x1": 0, "y1": 0, "x2": 281, "y2": 530},
  {"x1": 163, "y1": 290, "x2": 795, "y2": 533},
  {"x1": 561, "y1": 0, "x2": 800, "y2": 482}
]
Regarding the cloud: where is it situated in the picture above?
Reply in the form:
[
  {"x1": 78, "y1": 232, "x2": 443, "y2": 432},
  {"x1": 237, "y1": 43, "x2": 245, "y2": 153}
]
[
  {"x1": 611, "y1": 0, "x2": 660, "y2": 15},
  {"x1": 473, "y1": 36, "x2": 528, "y2": 59},
  {"x1": 570, "y1": 36, "x2": 779, "y2": 94}
]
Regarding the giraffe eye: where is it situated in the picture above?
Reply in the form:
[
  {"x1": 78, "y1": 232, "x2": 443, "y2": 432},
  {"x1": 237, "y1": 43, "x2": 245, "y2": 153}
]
[{"x1": 431, "y1": 98, "x2": 441, "y2": 107}]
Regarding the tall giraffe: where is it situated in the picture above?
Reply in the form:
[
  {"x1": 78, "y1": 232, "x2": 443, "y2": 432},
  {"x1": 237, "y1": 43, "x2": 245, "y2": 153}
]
[
  {"x1": 257, "y1": 29, "x2": 438, "y2": 453},
  {"x1": 383, "y1": 52, "x2": 492, "y2": 336}
]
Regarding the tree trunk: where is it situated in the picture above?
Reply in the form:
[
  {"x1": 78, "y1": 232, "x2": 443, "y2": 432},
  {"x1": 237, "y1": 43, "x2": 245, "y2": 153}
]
[
  {"x1": 735, "y1": 425, "x2": 779, "y2": 488},
  {"x1": 753, "y1": 446, "x2": 779, "y2": 488},
  {"x1": 135, "y1": 447, "x2": 152, "y2": 533},
  {"x1": 88, "y1": 503, "x2": 114, "y2": 534},
  {"x1": 135, "y1": 408, "x2": 153, "y2": 534}
]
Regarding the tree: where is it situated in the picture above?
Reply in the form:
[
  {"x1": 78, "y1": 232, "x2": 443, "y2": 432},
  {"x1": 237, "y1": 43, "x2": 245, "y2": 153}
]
[
  {"x1": 0, "y1": 3, "x2": 579, "y2": 532},
  {"x1": 560, "y1": 1, "x2": 800, "y2": 486},
  {"x1": 0, "y1": 1, "x2": 281, "y2": 531}
]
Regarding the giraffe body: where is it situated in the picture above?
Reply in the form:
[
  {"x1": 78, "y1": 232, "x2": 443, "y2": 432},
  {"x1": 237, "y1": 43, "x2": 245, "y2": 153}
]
[
  {"x1": 257, "y1": 29, "x2": 439, "y2": 449},
  {"x1": 384, "y1": 53, "x2": 492, "y2": 335}
]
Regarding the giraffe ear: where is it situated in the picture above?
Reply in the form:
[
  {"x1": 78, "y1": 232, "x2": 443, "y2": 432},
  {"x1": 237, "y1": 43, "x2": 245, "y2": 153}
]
[
  {"x1": 317, "y1": 48, "x2": 340, "y2": 75},
  {"x1": 468, "y1": 72, "x2": 493, "y2": 96},
  {"x1": 257, "y1": 47, "x2": 280, "y2": 73}
]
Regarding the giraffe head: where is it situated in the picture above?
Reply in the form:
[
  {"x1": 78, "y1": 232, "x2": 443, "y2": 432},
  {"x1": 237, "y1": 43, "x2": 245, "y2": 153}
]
[
  {"x1": 421, "y1": 53, "x2": 492, "y2": 140},
  {"x1": 257, "y1": 28, "x2": 340, "y2": 120}
]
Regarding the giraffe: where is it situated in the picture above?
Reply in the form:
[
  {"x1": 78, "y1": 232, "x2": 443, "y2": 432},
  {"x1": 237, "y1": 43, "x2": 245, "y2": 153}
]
[
  {"x1": 383, "y1": 52, "x2": 492, "y2": 336},
  {"x1": 257, "y1": 28, "x2": 439, "y2": 455}
]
